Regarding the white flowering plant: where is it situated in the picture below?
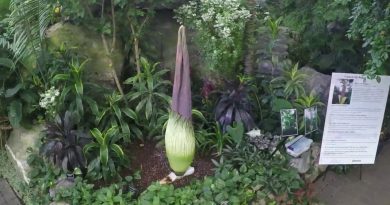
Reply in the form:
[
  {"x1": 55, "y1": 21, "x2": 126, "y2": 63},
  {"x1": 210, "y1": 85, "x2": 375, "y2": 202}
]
[
  {"x1": 39, "y1": 86, "x2": 60, "y2": 119},
  {"x1": 176, "y1": 0, "x2": 251, "y2": 78}
]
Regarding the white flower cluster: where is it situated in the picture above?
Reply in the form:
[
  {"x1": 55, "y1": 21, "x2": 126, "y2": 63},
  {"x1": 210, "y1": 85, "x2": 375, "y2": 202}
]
[
  {"x1": 39, "y1": 86, "x2": 60, "y2": 109},
  {"x1": 264, "y1": 11, "x2": 270, "y2": 21},
  {"x1": 176, "y1": 0, "x2": 251, "y2": 73}
]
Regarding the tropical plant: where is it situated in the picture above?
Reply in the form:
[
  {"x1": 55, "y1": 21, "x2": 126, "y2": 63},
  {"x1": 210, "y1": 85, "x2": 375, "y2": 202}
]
[
  {"x1": 40, "y1": 111, "x2": 90, "y2": 173},
  {"x1": 84, "y1": 126, "x2": 125, "y2": 181},
  {"x1": 215, "y1": 82, "x2": 256, "y2": 132},
  {"x1": 124, "y1": 57, "x2": 171, "y2": 139},
  {"x1": 1, "y1": 0, "x2": 52, "y2": 62},
  {"x1": 342, "y1": 0, "x2": 390, "y2": 78},
  {"x1": 176, "y1": 0, "x2": 251, "y2": 79},
  {"x1": 95, "y1": 92, "x2": 142, "y2": 142},
  {"x1": 51, "y1": 59, "x2": 102, "y2": 123},
  {"x1": 266, "y1": 0, "x2": 361, "y2": 73},
  {"x1": 125, "y1": 57, "x2": 171, "y2": 120},
  {"x1": 165, "y1": 26, "x2": 195, "y2": 174},
  {"x1": 294, "y1": 91, "x2": 325, "y2": 110},
  {"x1": 295, "y1": 91, "x2": 324, "y2": 133},
  {"x1": 196, "y1": 122, "x2": 244, "y2": 156},
  {"x1": 271, "y1": 63, "x2": 306, "y2": 100}
]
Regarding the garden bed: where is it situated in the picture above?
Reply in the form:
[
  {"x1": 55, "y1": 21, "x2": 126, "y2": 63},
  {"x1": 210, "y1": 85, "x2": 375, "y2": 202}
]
[{"x1": 127, "y1": 141, "x2": 215, "y2": 191}]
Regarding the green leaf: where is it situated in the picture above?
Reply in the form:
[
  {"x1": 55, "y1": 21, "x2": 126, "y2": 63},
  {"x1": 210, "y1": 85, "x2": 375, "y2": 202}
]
[
  {"x1": 122, "y1": 108, "x2": 138, "y2": 121},
  {"x1": 226, "y1": 122, "x2": 244, "y2": 145},
  {"x1": 90, "y1": 128, "x2": 104, "y2": 145},
  {"x1": 136, "y1": 97, "x2": 148, "y2": 113},
  {"x1": 75, "y1": 80, "x2": 83, "y2": 96},
  {"x1": 111, "y1": 144, "x2": 124, "y2": 159},
  {"x1": 5, "y1": 83, "x2": 22, "y2": 98},
  {"x1": 83, "y1": 142, "x2": 99, "y2": 154},
  {"x1": 272, "y1": 98, "x2": 293, "y2": 112},
  {"x1": 0, "y1": 58, "x2": 15, "y2": 70},
  {"x1": 75, "y1": 96, "x2": 84, "y2": 115},
  {"x1": 119, "y1": 120, "x2": 130, "y2": 135},
  {"x1": 52, "y1": 74, "x2": 70, "y2": 82},
  {"x1": 100, "y1": 145, "x2": 109, "y2": 166},
  {"x1": 85, "y1": 97, "x2": 99, "y2": 116},
  {"x1": 113, "y1": 105, "x2": 122, "y2": 120},
  {"x1": 192, "y1": 109, "x2": 207, "y2": 122},
  {"x1": 145, "y1": 97, "x2": 152, "y2": 120},
  {"x1": 8, "y1": 100, "x2": 22, "y2": 127}
]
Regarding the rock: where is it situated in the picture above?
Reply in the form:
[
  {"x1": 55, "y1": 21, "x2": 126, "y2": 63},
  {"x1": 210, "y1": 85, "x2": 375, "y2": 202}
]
[
  {"x1": 145, "y1": 10, "x2": 204, "y2": 80},
  {"x1": 290, "y1": 150, "x2": 311, "y2": 174},
  {"x1": 49, "y1": 176, "x2": 75, "y2": 198},
  {"x1": 46, "y1": 23, "x2": 124, "y2": 88},
  {"x1": 255, "y1": 26, "x2": 293, "y2": 75},
  {"x1": 146, "y1": 10, "x2": 180, "y2": 72},
  {"x1": 5, "y1": 124, "x2": 44, "y2": 183},
  {"x1": 300, "y1": 67, "x2": 331, "y2": 104},
  {"x1": 289, "y1": 142, "x2": 327, "y2": 181},
  {"x1": 304, "y1": 143, "x2": 328, "y2": 182}
]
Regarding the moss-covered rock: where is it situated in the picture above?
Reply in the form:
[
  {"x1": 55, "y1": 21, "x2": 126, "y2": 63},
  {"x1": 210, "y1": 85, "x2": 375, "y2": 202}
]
[
  {"x1": 46, "y1": 23, "x2": 124, "y2": 87},
  {"x1": 5, "y1": 124, "x2": 44, "y2": 184}
]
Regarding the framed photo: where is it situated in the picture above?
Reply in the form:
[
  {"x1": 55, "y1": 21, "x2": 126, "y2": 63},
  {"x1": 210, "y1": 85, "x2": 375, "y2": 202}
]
[
  {"x1": 280, "y1": 109, "x2": 298, "y2": 136},
  {"x1": 304, "y1": 106, "x2": 318, "y2": 134},
  {"x1": 331, "y1": 79, "x2": 353, "y2": 104}
]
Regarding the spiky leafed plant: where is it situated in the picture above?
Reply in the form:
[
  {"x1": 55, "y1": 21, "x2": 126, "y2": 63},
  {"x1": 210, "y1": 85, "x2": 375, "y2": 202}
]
[
  {"x1": 41, "y1": 111, "x2": 90, "y2": 173},
  {"x1": 164, "y1": 25, "x2": 195, "y2": 174},
  {"x1": 215, "y1": 82, "x2": 256, "y2": 132}
]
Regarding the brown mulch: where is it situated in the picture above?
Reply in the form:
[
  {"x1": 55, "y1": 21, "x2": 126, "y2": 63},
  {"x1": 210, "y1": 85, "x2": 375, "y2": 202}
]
[{"x1": 126, "y1": 141, "x2": 215, "y2": 191}]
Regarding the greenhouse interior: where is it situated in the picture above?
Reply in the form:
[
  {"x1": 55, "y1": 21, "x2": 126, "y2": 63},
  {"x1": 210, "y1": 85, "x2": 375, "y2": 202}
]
[{"x1": 0, "y1": 0, "x2": 389, "y2": 204}]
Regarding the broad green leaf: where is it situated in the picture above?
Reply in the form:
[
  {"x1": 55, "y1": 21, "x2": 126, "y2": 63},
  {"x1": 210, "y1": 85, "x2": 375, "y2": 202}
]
[
  {"x1": 90, "y1": 128, "x2": 104, "y2": 145},
  {"x1": 119, "y1": 120, "x2": 130, "y2": 135},
  {"x1": 0, "y1": 58, "x2": 15, "y2": 70},
  {"x1": 105, "y1": 126, "x2": 119, "y2": 145},
  {"x1": 100, "y1": 145, "x2": 109, "y2": 166},
  {"x1": 111, "y1": 144, "x2": 124, "y2": 159},
  {"x1": 52, "y1": 74, "x2": 70, "y2": 82},
  {"x1": 75, "y1": 80, "x2": 83, "y2": 95},
  {"x1": 8, "y1": 100, "x2": 22, "y2": 127},
  {"x1": 113, "y1": 105, "x2": 122, "y2": 120},
  {"x1": 272, "y1": 98, "x2": 293, "y2": 112},
  {"x1": 5, "y1": 83, "x2": 22, "y2": 97},
  {"x1": 122, "y1": 108, "x2": 138, "y2": 121},
  {"x1": 192, "y1": 109, "x2": 207, "y2": 122},
  {"x1": 83, "y1": 142, "x2": 99, "y2": 154},
  {"x1": 135, "y1": 97, "x2": 148, "y2": 113},
  {"x1": 145, "y1": 97, "x2": 152, "y2": 120},
  {"x1": 154, "y1": 92, "x2": 171, "y2": 104},
  {"x1": 75, "y1": 96, "x2": 83, "y2": 115},
  {"x1": 85, "y1": 97, "x2": 99, "y2": 116}
]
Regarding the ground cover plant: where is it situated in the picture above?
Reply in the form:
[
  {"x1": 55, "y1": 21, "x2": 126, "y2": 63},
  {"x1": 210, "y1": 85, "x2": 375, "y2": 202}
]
[{"x1": 0, "y1": 0, "x2": 387, "y2": 204}]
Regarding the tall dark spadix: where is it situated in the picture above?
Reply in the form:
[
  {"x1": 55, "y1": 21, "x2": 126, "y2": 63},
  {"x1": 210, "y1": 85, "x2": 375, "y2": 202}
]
[{"x1": 165, "y1": 25, "x2": 195, "y2": 174}]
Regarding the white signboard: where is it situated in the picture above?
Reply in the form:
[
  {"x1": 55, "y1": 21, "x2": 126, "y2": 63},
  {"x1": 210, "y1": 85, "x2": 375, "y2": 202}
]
[{"x1": 319, "y1": 73, "x2": 390, "y2": 165}]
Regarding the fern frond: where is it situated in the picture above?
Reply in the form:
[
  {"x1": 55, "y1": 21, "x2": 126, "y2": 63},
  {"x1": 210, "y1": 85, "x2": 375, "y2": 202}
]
[{"x1": 7, "y1": 0, "x2": 51, "y2": 61}]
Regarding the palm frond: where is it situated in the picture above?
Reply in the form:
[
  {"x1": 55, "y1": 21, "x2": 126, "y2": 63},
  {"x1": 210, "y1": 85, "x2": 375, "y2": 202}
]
[{"x1": 6, "y1": 0, "x2": 51, "y2": 61}]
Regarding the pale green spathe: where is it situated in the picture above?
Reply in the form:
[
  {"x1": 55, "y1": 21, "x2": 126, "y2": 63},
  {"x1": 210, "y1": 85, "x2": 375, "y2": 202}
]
[{"x1": 165, "y1": 112, "x2": 195, "y2": 173}]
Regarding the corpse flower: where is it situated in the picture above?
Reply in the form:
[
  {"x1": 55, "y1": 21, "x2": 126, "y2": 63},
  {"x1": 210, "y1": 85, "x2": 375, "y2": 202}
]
[{"x1": 164, "y1": 26, "x2": 195, "y2": 174}]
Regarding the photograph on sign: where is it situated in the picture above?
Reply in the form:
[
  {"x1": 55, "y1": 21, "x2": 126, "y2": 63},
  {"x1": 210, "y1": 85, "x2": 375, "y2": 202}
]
[
  {"x1": 332, "y1": 79, "x2": 353, "y2": 104},
  {"x1": 304, "y1": 106, "x2": 318, "y2": 134},
  {"x1": 319, "y1": 73, "x2": 390, "y2": 165},
  {"x1": 280, "y1": 109, "x2": 298, "y2": 136}
]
